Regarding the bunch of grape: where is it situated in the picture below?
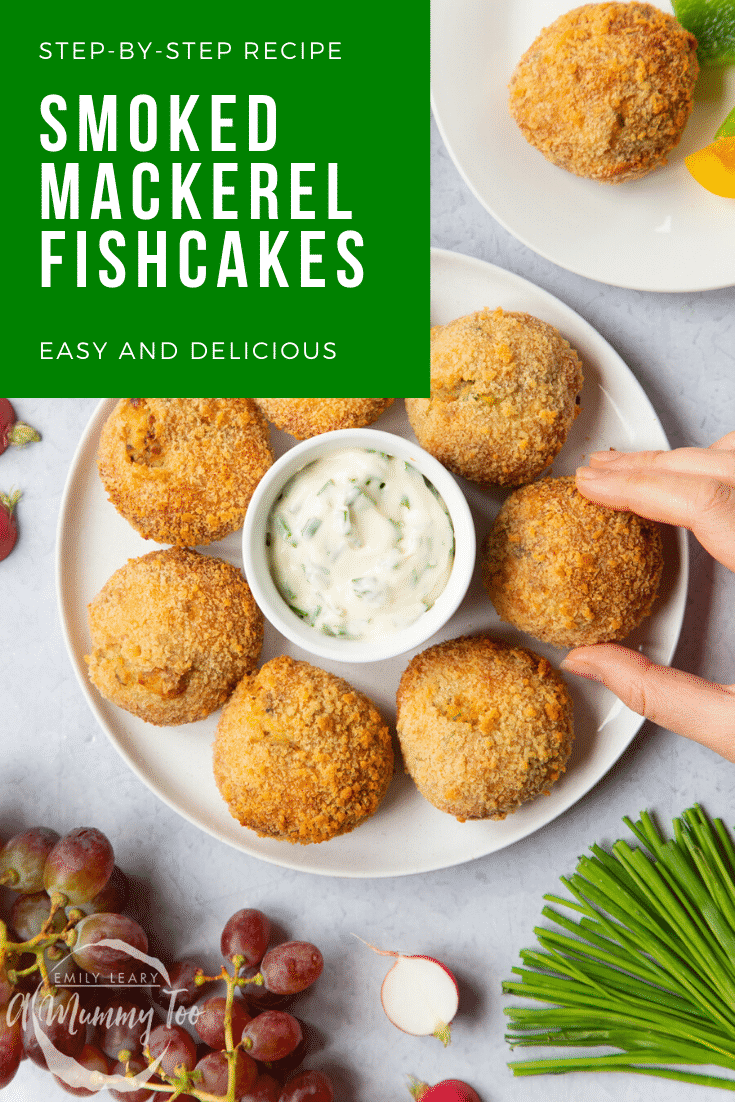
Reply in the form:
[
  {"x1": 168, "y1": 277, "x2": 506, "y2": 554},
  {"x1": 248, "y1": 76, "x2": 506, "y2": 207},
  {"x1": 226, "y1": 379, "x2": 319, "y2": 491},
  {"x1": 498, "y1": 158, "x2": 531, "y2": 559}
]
[{"x1": 0, "y1": 825, "x2": 334, "y2": 1102}]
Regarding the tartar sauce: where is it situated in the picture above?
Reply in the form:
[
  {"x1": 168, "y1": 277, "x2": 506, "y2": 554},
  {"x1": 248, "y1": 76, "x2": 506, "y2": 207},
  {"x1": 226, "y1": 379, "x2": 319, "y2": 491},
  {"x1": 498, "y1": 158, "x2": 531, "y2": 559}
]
[{"x1": 267, "y1": 448, "x2": 455, "y2": 641}]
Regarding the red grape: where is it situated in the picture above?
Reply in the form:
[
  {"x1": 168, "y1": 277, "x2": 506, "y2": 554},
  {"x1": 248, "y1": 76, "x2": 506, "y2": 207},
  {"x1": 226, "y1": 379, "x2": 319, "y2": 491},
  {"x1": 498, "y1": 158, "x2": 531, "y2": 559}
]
[
  {"x1": 260, "y1": 942, "x2": 324, "y2": 995},
  {"x1": 194, "y1": 1047, "x2": 258, "y2": 1095},
  {"x1": 79, "y1": 864, "x2": 129, "y2": 915},
  {"x1": 241, "y1": 1073, "x2": 283, "y2": 1102},
  {"x1": 108, "y1": 1055, "x2": 155, "y2": 1101},
  {"x1": 10, "y1": 890, "x2": 66, "y2": 941},
  {"x1": 241, "y1": 1010, "x2": 302, "y2": 1062},
  {"x1": 53, "y1": 1041, "x2": 112, "y2": 1097},
  {"x1": 278, "y1": 1069, "x2": 334, "y2": 1102},
  {"x1": 241, "y1": 964, "x2": 293, "y2": 1010},
  {"x1": 43, "y1": 945, "x2": 89, "y2": 992},
  {"x1": 151, "y1": 957, "x2": 207, "y2": 1011},
  {"x1": 43, "y1": 827, "x2": 115, "y2": 905},
  {"x1": 0, "y1": 966, "x2": 13, "y2": 1007},
  {"x1": 0, "y1": 1005, "x2": 23, "y2": 1089},
  {"x1": 147, "y1": 1022, "x2": 197, "y2": 1077},
  {"x1": 221, "y1": 908, "x2": 271, "y2": 968},
  {"x1": 22, "y1": 984, "x2": 85, "y2": 1068},
  {"x1": 71, "y1": 912, "x2": 148, "y2": 981},
  {"x1": 195, "y1": 994, "x2": 251, "y2": 1050},
  {"x1": 262, "y1": 1027, "x2": 307, "y2": 1082},
  {"x1": 0, "y1": 827, "x2": 60, "y2": 892},
  {"x1": 98, "y1": 996, "x2": 153, "y2": 1060}
]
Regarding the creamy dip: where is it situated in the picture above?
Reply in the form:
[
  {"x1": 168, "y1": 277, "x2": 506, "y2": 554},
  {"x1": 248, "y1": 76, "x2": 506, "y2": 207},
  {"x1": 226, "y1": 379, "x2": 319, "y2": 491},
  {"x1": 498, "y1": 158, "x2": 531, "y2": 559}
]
[{"x1": 266, "y1": 448, "x2": 455, "y2": 641}]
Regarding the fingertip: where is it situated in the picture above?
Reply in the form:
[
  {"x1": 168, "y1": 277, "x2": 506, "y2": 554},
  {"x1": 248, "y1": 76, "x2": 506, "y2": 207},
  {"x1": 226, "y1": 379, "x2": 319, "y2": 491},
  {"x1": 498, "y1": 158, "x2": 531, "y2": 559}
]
[
  {"x1": 561, "y1": 643, "x2": 646, "y2": 680},
  {"x1": 560, "y1": 651, "x2": 605, "y2": 683}
]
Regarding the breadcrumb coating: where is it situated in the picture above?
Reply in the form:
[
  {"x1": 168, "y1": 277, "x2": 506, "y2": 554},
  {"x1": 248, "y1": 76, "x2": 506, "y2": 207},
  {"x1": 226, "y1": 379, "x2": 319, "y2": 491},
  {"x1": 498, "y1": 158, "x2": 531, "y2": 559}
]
[
  {"x1": 85, "y1": 548, "x2": 263, "y2": 726},
  {"x1": 482, "y1": 476, "x2": 664, "y2": 647},
  {"x1": 406, "y1": 309, "x2": 583, "y2": 486},
  {"x1": 396, "y1": 635, "x2": 574, "y2": 822},
  {"x1": 508, "y1": 2, "x2": 699, "y2": 183},
  {"x1": 252, "y1": 398, "x2": 394, "y2": 439},
  {"x1": 98, "y1": 398, "x2": 273, "y2": 546},
  {"x1": 213, "y1": 656, "x2": 394, "y2": 844}
]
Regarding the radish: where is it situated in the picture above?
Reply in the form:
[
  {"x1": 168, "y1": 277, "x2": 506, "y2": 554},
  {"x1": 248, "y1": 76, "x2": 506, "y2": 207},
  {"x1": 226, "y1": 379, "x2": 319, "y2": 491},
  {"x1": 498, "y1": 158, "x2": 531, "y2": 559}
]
[
  {"x1": 0, "y1": 491, "x2": 21, "y2": 561},
  {"x1": 356, "y1": 937, "x2": 459, "y2": 1046},
  {"x1": 0, "y1": 399, "x2": 40, "y2": 455},
  {"x1": 407, "y1": 1076, "x2": 482, "y2": 1101}
]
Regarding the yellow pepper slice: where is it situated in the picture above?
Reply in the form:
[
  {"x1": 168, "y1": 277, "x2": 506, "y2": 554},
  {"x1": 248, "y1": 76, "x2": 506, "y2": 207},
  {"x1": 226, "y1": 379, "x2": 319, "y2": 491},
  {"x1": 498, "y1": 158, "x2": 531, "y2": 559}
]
[{"x1": 685, "y1": 135, "x2": 735, "y2": 198}]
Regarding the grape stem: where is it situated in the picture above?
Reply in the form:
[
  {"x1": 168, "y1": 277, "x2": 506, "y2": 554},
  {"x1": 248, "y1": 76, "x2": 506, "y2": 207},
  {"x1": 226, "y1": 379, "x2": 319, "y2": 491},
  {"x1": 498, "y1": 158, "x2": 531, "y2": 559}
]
[
  {"x1": 196, "y1": 962, "x2": 264, "y2": 989},
  {"x1": 222, "y1": 963, "x2": 237, "y2": 1102},
  {"x1": 141, "y1": 963, "x2": 245, "y2": 1102},
  {"x1": 130, "y1": 1054, "x2": 225, "y2": 1102},
  {"x1": 0, "y1": 901, "x2": 75, "y2": 988}
]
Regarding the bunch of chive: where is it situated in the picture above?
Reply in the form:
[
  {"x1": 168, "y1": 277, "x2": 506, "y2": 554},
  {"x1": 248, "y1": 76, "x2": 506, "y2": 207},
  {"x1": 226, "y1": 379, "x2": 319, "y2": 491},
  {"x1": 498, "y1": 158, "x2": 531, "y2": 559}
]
[{"x1": 504, "y1": 805, "x2": 735, "y2": 1090}]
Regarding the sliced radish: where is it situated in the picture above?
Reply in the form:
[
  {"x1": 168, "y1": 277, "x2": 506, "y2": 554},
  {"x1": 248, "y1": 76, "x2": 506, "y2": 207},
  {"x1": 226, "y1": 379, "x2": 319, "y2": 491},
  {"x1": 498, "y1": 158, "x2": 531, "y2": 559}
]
[{"x1": 355, "y1": 937, "x2": 459, "y2": 1045}]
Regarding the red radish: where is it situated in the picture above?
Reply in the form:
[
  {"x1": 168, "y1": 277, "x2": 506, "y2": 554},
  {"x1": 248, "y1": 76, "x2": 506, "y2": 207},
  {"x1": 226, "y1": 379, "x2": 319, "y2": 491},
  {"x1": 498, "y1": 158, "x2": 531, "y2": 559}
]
[
  {"x1": 356, "y1": 937, "x2": 459, "y2": 1046},
  {"x1": 0, "y1": 490, "x2": 21, "y2": 561},
  {"x1": 0, "y1": 399, "x2": 40, "y2": 454},
  {"x1": 407, "y1": 1076, "x2": 482, "y2": 1101}
]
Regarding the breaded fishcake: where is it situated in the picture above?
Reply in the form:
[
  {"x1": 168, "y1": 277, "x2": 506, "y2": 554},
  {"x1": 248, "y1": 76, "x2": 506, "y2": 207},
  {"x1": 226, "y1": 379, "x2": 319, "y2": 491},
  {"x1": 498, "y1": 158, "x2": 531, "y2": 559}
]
[
  {"x1": 482, "y1": 476, "x2": 664, "y2": 647},
  {"x1": 508, "y1": 3, "x2": 699, "y2": 183},
  {"x1": 406, "y1": 309, "x2": 583, "y2": 486},
  {"x1": 85, "y1": 548, "x2": 263, "y2": 725},
  {"x1": 213, "y1": 656, "x2": 393, "y2": 844},
  {"x1": 396, "y1": 635, "x2": 574, "y2": 822},
  {"x1": 252, "y1": 398, "x2": 394, "y2": 439},
  {"x1": 98, "y1": 398, "x2": 273, "y2": 546}
]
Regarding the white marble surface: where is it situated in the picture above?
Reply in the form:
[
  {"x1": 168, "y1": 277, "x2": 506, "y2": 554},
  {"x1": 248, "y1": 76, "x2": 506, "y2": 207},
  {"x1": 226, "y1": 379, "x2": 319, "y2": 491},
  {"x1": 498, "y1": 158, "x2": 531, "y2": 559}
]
[{"x1": 0, "y1": 122, "x2": 733, "y2": 1100}]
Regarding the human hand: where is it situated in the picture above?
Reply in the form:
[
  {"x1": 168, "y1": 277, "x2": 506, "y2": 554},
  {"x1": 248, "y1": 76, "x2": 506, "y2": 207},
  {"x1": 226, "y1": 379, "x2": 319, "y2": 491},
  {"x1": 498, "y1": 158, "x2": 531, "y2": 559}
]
[{"x1": 560, "y1": 432, "x2": 735, "y2": 761}]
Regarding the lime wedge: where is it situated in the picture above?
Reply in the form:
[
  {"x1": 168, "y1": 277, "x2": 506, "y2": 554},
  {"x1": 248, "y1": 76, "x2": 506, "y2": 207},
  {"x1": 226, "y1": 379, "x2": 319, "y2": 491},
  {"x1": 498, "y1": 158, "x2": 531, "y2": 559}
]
[
  {"x1": 673, "y1": 0, "x2": 735, "y2": 65},
  {"x1": 716, "y1": 104, "x2": 735, "y2": 138}
]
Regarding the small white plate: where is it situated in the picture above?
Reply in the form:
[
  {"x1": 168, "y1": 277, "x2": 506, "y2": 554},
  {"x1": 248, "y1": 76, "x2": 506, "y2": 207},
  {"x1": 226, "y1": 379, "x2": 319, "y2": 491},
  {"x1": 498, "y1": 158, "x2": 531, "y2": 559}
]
[
  {"x1": 431, "y1": 0, "x2": 735, "y2": 291},
  {"x1": 56, "y1": 254, "x2": 688, "y2": 877}
]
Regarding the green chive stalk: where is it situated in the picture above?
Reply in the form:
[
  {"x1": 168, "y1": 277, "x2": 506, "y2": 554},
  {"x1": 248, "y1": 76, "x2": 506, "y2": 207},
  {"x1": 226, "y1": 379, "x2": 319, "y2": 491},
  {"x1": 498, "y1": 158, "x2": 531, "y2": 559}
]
[{"x1": 504, "y1": 806, "x2": 735, "y2": 1089}]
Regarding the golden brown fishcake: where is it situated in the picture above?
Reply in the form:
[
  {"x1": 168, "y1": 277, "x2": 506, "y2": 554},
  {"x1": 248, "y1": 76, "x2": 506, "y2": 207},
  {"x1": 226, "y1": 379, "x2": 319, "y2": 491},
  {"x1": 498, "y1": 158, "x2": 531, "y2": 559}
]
[
  {"x1": 482, "y1": 476, "x2": 664, "y2": 647},
  {"x1": 252, "y1": 398, "x2": 394, "y2": 439},
  {"x1": 85, "y1": 548, "x2": 263, "y2": 726},
  {"x1": 213, "y1": 656, "x2": 394, "y2": 844},
  {"x1": 98, "y1": 398, "x2": 273, "y2": 546},
  {"x1": 508, "y1": 3, "x2": 698, "y2": 183},
  {"x1": 406, "y1": 309, "x2": 583, "y2": 486},
  {"x1": 396, "y1": 635, "x2": 574, "y2": 822}
]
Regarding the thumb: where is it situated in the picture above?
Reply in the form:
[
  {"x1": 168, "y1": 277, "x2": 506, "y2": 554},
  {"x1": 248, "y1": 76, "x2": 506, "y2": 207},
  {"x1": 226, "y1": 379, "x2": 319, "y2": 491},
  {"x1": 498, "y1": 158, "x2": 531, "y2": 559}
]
[{"x1": 561, "y1": 645, "x2": 735, "y2": 762}]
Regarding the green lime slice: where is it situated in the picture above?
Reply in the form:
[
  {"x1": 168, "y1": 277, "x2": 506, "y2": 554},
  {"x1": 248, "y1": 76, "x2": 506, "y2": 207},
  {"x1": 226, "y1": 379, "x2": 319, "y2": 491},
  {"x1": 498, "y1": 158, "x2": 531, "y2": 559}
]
[
  {"x1": 715, "y1": 104, "x2": 735, "y2": 138},
  {"x1": 673, "y1": 0, "x2": 735, "y2": 66}
]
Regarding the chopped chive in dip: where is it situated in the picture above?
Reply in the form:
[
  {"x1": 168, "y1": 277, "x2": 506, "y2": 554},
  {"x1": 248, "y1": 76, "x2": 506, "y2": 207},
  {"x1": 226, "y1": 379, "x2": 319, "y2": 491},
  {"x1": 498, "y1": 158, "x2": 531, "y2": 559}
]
[{"x1": 266, "y1": 447, "x2": 455, "y2": 641}]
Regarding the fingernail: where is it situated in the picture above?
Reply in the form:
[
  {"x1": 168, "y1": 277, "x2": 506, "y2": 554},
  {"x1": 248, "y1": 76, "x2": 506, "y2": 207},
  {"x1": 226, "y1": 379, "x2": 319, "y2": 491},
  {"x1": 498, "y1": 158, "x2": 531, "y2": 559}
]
[
  {"x1": 560, "y1": 657, "x2": 604, "y2": 684},
  {"x1": 589, "y1": 449, "x2": 622, "y2": 463},
  {"x1": 575, "y1": 465, "x2": 614, "y2": 480}
]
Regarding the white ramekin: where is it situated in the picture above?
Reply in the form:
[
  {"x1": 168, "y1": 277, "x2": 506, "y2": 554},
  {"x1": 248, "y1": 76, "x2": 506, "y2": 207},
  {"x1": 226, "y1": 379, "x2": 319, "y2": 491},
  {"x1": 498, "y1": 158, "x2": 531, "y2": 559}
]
[{"x1": 242, "y1": 428, "x2": 476, "y2": 663}]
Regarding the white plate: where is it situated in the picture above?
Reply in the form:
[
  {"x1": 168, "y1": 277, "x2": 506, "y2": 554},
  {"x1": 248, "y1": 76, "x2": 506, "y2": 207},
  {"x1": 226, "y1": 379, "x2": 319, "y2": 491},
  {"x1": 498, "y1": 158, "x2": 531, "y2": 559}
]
[
  {"x1": 431, "y1": 0, "x2": 735, "y2": 291},
  {"x1": 56, "y1": 253, "x2": 688, "y2": 877}
]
